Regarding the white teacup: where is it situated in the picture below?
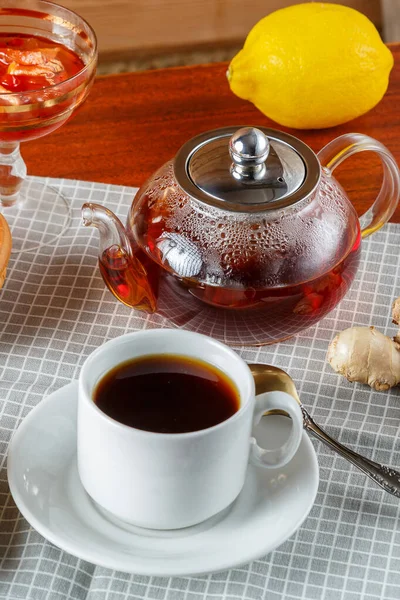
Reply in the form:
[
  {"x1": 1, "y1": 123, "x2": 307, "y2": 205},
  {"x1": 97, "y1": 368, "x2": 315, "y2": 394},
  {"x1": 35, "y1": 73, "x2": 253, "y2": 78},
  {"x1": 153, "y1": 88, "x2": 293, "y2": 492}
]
[{"x1": 77, "y1": 329, "x2": 303, "y2": 530}]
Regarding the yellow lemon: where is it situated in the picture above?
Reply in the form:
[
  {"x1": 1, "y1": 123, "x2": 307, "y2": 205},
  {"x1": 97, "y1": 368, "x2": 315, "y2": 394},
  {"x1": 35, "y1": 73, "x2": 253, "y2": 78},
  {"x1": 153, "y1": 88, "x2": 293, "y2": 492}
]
[{"x1": 227, "y1": 2, "x2": 393, "y2": 129}]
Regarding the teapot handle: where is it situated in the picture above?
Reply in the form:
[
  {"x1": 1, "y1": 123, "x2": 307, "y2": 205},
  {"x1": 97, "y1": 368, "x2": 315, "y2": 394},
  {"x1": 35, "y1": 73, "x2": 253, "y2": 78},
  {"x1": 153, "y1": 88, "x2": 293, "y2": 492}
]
[{"x1": 317, "y1": 133, "x2": 400, "y2": 239}]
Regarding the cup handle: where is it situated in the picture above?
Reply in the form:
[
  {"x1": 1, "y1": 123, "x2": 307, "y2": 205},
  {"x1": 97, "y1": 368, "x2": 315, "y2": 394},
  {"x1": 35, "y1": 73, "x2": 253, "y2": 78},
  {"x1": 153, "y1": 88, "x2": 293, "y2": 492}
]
[
  {"x1": 249, "y1": 391, "x2": 303, "y2": 469},
  {"x1": 317, "y1": 133, "x2": 400, "y2": 239}
]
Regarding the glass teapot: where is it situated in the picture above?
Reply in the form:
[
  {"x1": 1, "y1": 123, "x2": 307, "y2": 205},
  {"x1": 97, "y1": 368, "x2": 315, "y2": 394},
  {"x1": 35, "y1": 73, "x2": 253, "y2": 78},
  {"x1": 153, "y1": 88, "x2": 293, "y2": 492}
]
[{"x1": 82, "y1": 127, "x2": 399, "y2": 346}]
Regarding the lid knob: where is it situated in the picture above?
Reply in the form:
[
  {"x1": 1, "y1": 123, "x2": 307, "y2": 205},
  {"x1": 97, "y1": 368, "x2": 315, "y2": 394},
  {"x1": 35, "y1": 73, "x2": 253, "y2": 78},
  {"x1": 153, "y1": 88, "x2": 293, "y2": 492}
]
[{"x1": 229, "y1": 127, "x2": 270, "y2": 181}]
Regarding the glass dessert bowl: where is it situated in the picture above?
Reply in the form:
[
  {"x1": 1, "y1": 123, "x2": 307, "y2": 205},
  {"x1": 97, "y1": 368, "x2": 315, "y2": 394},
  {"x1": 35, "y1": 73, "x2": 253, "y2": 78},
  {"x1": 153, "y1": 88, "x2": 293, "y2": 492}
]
[
  {"x1": 83, "y1": 127, "x2": 400, "y2": 347},
  {"x1": 0, "y1": 0, "x2": 97, "y2": 253}
]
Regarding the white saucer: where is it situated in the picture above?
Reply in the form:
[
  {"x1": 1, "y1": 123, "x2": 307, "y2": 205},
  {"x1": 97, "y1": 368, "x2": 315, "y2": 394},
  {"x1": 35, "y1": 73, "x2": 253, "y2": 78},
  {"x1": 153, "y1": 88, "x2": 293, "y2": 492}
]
[{"x1": 7, "y1": 381, "x2": 319, "y2": 576}]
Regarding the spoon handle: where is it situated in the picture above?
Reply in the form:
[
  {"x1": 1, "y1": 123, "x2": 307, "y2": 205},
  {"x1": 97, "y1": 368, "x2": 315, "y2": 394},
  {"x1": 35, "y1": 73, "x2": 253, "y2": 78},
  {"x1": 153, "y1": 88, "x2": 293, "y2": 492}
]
[{"x1": 301, "y1": 407, "x2": 400, "y2": 499}]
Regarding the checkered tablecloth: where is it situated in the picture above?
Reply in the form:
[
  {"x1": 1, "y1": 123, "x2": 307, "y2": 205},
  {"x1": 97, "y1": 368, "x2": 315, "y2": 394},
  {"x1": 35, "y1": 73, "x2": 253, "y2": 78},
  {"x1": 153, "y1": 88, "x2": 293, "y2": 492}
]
[{"x1": 1, "y1": 177, "x2": 400, "y2": 600}]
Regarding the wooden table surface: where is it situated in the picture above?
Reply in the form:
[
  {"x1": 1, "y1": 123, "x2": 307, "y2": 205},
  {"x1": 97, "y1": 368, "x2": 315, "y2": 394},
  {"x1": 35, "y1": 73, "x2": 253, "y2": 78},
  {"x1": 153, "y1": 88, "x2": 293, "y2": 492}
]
[{"x1": 25, "y1": 43, "x2": 400, "y2": 221}]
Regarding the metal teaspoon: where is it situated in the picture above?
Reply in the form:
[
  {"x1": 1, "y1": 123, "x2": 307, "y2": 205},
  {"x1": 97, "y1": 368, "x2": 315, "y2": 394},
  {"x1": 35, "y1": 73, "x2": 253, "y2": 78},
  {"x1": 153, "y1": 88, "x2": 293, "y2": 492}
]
[{"x1": 250, "y1": 363, "x2": 400, "y2": 499}]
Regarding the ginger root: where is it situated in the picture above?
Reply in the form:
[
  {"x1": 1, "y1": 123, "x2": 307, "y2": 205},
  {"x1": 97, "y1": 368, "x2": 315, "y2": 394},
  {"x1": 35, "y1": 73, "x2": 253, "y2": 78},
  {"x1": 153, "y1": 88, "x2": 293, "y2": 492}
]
[
  {"x1": 327, "y1": 298, "x2": 400, "y2": 391},
  {"x1": 392, "y1": 297, "x2": 400, "y2": 343}
]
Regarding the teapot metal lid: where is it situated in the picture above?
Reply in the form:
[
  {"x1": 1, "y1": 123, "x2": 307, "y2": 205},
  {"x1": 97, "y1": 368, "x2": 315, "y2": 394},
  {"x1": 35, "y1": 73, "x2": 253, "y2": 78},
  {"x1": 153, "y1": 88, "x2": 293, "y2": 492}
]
[{"x1": 174, "y1": 126, "x2": 320, "y2": 212}]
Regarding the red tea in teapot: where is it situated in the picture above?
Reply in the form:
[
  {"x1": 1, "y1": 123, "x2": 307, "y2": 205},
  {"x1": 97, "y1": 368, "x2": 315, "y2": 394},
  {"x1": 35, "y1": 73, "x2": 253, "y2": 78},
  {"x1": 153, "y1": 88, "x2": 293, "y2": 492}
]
[
  {"x1": 100, "y1": 237, "x2": 360, "y2": 345},
  {"x1": 99, "y1": 165, "x2": 361, "y2": 346}
]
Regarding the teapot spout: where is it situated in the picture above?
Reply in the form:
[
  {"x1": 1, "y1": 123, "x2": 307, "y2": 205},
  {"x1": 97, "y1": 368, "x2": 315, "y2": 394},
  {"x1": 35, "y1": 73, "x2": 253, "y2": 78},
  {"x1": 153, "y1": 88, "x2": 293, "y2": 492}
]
[{"x1": 82, "y1": 203, "x2": 157, "y2": 313}]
